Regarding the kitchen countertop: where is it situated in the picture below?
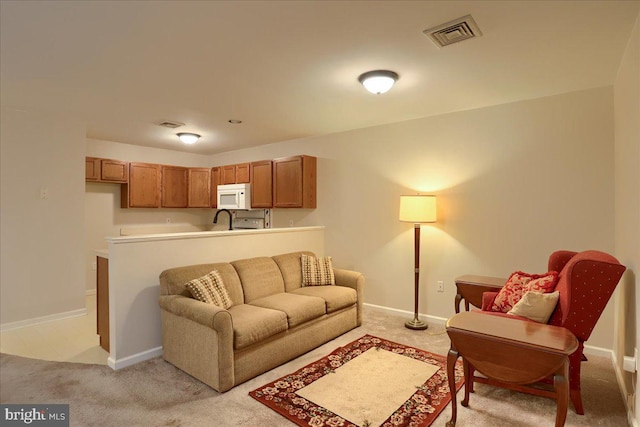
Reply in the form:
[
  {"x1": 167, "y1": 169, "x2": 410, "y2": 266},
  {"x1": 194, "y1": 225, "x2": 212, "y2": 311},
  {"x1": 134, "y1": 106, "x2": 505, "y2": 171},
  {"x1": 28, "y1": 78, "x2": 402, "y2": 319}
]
[
  {"x1": 105, "y1": 226, "x2": 325, "y2": 245},
  {"x1": 95, "y1": 249, "x2": 109, "y2": 259}
]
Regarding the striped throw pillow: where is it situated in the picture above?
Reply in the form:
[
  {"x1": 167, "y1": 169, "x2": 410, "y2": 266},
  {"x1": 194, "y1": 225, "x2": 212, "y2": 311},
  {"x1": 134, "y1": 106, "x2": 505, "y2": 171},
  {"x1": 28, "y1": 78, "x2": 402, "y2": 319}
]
[
  {"x1": 301, "y1": 254, "x2": 335, "y2": 286},
  {"x1": 185, "y1": 270, "x2": 232, "y2": 309}
]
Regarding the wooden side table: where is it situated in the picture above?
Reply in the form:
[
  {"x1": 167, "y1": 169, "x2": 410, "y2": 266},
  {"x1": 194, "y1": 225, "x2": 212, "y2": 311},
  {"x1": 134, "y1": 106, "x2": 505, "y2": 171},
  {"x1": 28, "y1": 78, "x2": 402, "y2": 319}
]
[
  {"x1": 445, "y1": 312, "x2": 578, "y2": 427},
  {"x1": 454, "y1": 275, "x2": 505, "y2": 313}
]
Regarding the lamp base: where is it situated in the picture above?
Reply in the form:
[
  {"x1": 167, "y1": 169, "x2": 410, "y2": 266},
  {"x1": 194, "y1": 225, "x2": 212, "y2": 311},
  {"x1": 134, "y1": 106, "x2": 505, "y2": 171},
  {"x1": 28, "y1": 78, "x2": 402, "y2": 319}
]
[{"x1": 405, "y1": 317, "x2": 428, "y2": 330}]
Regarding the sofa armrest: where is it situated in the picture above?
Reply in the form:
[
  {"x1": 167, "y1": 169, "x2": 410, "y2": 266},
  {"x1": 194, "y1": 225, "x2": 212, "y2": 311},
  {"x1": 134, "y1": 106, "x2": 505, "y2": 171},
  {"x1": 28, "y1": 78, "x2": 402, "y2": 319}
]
[
  {"x1": 333, "y1": 268, "x2": 365, "y2": 326},
  {"x1": 481, "y1": 291, "x2": 499, "y2": 311},
  {"x1": 159, "y1": 294, "x2": 232, "y2": 331},
  {"x1": 334, "y1": 268, "x2": 364, "y2": 291}
]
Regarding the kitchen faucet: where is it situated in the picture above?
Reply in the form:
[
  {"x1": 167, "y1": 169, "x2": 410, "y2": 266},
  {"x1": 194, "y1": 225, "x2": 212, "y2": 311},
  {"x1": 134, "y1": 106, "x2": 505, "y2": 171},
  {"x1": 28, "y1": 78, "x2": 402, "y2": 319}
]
[{"x1": 213, "y1": 209, "x2": 233, "y2": 230}]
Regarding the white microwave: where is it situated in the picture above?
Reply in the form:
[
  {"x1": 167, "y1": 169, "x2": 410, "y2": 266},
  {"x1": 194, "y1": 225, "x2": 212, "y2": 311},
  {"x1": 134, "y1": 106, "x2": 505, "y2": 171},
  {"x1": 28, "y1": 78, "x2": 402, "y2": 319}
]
[{"x1": 217, "y1": 183, "x2": 251, "y2": 210}]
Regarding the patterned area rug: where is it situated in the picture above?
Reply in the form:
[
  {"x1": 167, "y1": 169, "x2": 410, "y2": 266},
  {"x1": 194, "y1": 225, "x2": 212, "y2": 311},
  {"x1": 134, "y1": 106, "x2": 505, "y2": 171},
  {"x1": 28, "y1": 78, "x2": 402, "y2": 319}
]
[{"x1": 249, "y1": 335, "x2": 464, "y2": 427}]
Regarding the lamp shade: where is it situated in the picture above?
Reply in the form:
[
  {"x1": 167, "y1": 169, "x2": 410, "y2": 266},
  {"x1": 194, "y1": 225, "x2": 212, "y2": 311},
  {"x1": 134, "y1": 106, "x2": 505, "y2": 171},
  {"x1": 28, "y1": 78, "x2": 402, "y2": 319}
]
[{"x1": 399, "y1": 195, "x2": 437, "y2": 223}]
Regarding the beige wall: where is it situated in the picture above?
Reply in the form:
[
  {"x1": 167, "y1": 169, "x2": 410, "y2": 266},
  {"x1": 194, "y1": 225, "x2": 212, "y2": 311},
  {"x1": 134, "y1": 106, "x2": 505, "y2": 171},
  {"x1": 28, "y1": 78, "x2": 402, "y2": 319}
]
[
  {"x1": 0, "y1": 87, "x2": 623, "y2": 360},
  {"x1": 614, "y1": 12, "x2": 639, "y2": 425},
  {"x1": 212, "y1": 87, "x2": 618, "y2": 350},
  {"x1": 85, "y1": 138, "x2": 214, "y2": 291},
  {"x1": 1, "y1": 108, "x2": 86, "y2": 325}
]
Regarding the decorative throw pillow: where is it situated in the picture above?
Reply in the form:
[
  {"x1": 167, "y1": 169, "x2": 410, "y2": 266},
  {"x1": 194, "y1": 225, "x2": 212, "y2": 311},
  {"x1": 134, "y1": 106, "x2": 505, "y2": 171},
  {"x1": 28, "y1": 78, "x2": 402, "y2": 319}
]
[
  {"x1": 301, "y1": 254, "x2": 335, "y2": 286},
  {"x1": 490, "y1": 271, "x2": 558, "y2": 313},
  {"x1": 185, "y1": 270, "x2": 232, "y2": 309},
  {"x1": 508, "y1": 291, "x2": 560, "y2": 323}
]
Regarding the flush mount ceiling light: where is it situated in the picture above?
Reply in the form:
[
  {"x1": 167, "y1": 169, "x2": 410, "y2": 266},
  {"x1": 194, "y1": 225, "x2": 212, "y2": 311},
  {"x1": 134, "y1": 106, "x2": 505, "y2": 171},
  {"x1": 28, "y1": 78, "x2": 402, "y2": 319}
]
[
  {"x1": 177, "y1": 132, "x2": 201, "y2": 144},
  {"x1": 358, "y1": 70, "x2": 399, "y2": 94}
]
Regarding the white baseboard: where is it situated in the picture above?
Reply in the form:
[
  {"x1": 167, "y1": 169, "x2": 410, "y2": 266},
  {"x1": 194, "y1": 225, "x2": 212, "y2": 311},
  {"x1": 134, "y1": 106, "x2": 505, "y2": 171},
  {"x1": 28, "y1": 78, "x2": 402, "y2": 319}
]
[
  {"x1": 0, "y1": 308, "x2": 87, "y2": 332},
  {"x1": 363, "y1": 303, "x2": 447, "y2": 325},
  {"x1": 583, "y1": 343, "x2": 613, "y2": 358},
  {"x1": 107, "y1": 346, "x2": 163, "y2": 370},
  {"x1": 86, "y1": 289, "x2": 96, "y2": 296}
]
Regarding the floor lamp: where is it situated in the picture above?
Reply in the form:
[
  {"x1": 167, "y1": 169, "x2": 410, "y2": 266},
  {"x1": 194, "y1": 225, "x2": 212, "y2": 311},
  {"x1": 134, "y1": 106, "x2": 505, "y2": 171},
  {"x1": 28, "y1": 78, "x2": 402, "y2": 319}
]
[{"x1": 399, "y1": 195, "x2": 437, "y2": 330}]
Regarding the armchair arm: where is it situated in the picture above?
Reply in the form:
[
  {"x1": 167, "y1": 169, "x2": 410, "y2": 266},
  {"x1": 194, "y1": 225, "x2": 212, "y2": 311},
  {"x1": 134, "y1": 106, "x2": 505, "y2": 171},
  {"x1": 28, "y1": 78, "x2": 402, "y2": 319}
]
[
  {"x1": 481, "y1": 291, "x2": 499, "y2": 311},
  {"x1": 159, "y1": 294, "x2": 232, "y2": 331}
]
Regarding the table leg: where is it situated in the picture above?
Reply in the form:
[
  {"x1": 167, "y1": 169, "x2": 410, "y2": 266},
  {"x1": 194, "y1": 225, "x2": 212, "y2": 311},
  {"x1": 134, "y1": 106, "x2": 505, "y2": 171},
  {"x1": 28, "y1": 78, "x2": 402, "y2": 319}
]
[
  {"x1": 446, "y1": 347, "x2": 460, "y2": 427},
  {"x1": 554, "y1": 359, "x2": 570, "y2": 427},
  {"x1": 462, "y1": 358, "x2": 471, "y2": 407},
  {"x1": 455, "y1": 294, "x2": 462, "y2": 314}
]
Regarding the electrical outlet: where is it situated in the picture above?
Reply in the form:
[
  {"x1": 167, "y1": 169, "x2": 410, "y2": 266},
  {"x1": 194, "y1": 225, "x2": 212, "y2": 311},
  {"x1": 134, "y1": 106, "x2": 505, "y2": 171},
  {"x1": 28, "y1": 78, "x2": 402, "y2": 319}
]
[
  {"x1": 289, "y1": 219, "x2": 294, "y2": 227},
  {"x1": 40, "y1": 188, "x2": 48, "y2": 199},
  {"x1": 92, "y1": 261, "x2": 97, "y2": 271},
  {"x1": 165, "y1": 218, "x2": 171, "y2": 224},
  {"x1": 437, "y1": 281, "x2": 444, "y2": 292}
]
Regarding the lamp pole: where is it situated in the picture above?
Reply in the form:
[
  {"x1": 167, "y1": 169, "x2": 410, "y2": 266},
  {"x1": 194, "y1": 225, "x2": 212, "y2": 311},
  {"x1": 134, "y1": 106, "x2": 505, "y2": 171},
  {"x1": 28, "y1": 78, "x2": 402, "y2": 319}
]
[
  {"x1": 406, "y1": 223, "x2": 427, "y2": 330},
  {"x1": 399, "y1": 194, "x2": 437, "y2": 331}
]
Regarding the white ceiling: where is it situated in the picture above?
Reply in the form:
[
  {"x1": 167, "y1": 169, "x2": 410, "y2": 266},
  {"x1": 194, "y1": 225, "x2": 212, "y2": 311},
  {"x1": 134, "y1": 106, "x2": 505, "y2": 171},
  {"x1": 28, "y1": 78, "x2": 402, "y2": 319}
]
[{"x1": 1, "y1": 1, "x2": 638, "y2": 155}]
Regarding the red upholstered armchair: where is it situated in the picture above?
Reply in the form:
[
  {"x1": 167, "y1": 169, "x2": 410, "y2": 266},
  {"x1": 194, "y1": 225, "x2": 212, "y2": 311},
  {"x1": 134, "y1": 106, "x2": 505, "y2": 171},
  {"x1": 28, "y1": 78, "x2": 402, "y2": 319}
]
[{"x1": 477, "y1": 250, "x2": 626, "y2": 415}]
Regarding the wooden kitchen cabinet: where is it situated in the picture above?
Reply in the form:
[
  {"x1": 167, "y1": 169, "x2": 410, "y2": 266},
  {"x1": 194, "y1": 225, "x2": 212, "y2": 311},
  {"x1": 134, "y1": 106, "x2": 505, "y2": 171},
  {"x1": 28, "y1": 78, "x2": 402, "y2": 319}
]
[
  {"x1": 221, "y1": 165, "x2": 236, "y2": 184},
  {"x1": 86, "y1": 157, "x2": 101, "y2": 181},
  {"x1": 211, "y1": 167, "x2": 220, "y2": 208},
  {"x1": 235, "y1": 163, "x2": 250, "y2": 183},
  {"x1": 161, "y1": 166, "x2": 188, "y2": 208},
  {"x1": 85, "y1": 157, "x2": 128, "y2": 183},
  {"x1": 251, "y1": 160, "x2": 273, "y2": 208},
  {"x1": 220, "y1": 163, "x2": 250, "y2": 184},
  {"x1": 273, "y1": 155, "x2": 316, "y2": 208},
  {"x1": 121, "y1": 162, "x2": 161, "y2": 208},
  {"x1": 97, "y1": 256, "x2": 109, "y2": 352},
  {"x1": 101, "y1": 159, "x2": 128, "y2": 182},
  {"x1": 188, "y1": 168, "x2": 211, "y2": 208}
]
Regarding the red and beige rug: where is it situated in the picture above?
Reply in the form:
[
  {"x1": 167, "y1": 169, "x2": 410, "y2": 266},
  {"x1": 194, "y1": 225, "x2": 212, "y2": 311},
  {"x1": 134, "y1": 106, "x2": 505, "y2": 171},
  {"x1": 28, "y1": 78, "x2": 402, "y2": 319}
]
[{"x1": 249, "y1": 335, "x2": 464, "y2": 427}]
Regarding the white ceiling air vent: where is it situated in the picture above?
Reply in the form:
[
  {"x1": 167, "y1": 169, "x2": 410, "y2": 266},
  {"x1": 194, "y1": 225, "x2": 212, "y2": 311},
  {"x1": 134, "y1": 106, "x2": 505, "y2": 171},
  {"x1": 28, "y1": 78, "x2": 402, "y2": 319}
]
[
  {"x1": 423, "y1": 15, "x2": 482, "y2": 48},
  {"x1": 157, "y1": 120, "x2": 185, "y2": 129}
]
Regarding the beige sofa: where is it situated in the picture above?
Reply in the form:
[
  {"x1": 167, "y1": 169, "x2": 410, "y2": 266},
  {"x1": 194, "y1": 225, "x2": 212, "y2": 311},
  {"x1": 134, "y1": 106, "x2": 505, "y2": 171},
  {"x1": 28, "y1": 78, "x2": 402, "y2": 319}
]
[{"x1": 158, "y1": 251, "x2": 364, "y2": 392}]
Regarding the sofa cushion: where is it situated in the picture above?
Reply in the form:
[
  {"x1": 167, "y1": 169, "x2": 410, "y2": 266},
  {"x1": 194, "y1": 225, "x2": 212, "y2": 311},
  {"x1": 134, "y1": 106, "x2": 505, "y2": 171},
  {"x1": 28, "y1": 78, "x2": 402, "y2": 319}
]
[
  {"x1": 273, "y1": 251, "x2": 315, "y2": 292},
  {"x1": 185, "y1": 270, "x2": 232, "y2": 309},
  {"x1": 290, "y1": 286, "x2": 357, "y2": 313},
  {"x1": 301, "y1": 254, "x2": 335, "y2": 286},
  {"x1": 227, "y1": 304, "x2": 288, "y2": 350},
  {"x1": 159, "y1": 262, "x2": 244, "y2": 305},
  {"x1": 232, "y1": 257, "x2": 285, "y2": 303},
  {"x1": 249, "y1": 293, "x2": 326, "y2": 328}
]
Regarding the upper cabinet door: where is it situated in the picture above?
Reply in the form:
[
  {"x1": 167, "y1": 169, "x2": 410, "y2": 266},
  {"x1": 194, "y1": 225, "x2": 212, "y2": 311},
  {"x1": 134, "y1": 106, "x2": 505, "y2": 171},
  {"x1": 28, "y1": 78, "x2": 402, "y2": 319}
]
[
  {"x1": 251, "y1": 160, "x2": 273, "y2": 208},
  {"x1": 101, "y1": 159, "x2": 128, "y2": 182},
  {"x1": 161, "y1": 166, "x2": 188, "y2": 208},
  {"x1": 235, "y1": 163, "x2": 250, "y2": 183},
  {"x1": 221, "y1": 165, "x2": 236, "y2": 184},
  {"x1": 188, "y1": 168, "x2": 211, "y2": 208},
  {"x1": 273, "y1": 155, "x2": 316, "y2": 208},
  {"x1": 86, "y1": 157, "x2": 100, "y2": 181},
  {"x1": 124, "y1": 162, "x2": 161, "y2": 208}
]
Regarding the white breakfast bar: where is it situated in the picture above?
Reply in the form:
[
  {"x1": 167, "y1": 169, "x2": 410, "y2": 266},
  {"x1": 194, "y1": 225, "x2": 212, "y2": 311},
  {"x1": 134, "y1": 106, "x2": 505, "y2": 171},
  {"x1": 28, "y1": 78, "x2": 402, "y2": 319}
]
[{"x1": 102, "y1": 226, "x2": 325, "y2": 370}]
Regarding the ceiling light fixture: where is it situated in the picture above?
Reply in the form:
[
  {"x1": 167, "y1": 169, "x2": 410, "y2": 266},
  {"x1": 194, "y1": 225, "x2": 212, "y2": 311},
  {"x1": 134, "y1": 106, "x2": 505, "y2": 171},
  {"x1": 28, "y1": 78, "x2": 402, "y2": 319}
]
[
  {"x1": 358, "y1": 70, "x2": 399, "y2": 94},
  {"x1": 177, "y1": 132, "x2": 201, "y2": 144}
]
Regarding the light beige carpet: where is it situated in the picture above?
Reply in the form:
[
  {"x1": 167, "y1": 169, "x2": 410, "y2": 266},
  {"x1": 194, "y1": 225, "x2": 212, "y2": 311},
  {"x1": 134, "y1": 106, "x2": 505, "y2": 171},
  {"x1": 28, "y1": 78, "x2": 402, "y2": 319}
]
[
  {"x1": 0, "y1": 306, "x2": 630, "y2": 427},
  {"x1": 297, "y1": 347, "x2": 439, "y2": 426}
]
